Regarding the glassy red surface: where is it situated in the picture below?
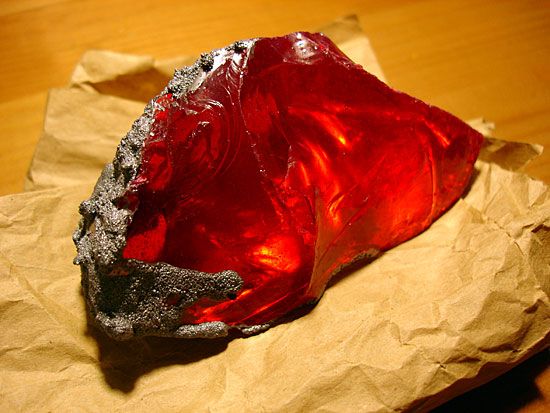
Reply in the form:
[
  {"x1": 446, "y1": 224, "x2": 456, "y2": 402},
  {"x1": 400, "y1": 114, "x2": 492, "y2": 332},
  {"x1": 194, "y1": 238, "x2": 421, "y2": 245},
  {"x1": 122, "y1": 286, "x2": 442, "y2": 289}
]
[{"x1": 121, "y1": 32, "x2": 483, "y2": 326}]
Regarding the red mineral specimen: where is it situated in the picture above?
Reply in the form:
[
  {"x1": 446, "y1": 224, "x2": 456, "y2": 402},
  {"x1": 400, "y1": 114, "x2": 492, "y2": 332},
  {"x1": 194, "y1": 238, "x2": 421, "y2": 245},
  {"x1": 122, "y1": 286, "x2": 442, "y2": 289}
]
[{"x1": 120, "y1": 32, "x2": 483, "y2": 328}]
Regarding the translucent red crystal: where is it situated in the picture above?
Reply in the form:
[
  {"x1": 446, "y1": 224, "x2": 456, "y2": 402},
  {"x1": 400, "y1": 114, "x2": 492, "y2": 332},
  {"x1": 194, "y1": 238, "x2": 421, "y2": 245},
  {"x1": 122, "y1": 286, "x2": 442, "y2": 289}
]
[{"x1": 121, "y1": 32, "x2": 483, "y2": 327}]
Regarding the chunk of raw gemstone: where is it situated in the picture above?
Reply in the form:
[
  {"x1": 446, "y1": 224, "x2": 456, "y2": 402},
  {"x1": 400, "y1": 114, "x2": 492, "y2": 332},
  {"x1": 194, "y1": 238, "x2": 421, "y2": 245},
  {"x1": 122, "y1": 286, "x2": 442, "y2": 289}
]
[{"x1": 74, "y1": 32, "x2": 483, "y2": 339}]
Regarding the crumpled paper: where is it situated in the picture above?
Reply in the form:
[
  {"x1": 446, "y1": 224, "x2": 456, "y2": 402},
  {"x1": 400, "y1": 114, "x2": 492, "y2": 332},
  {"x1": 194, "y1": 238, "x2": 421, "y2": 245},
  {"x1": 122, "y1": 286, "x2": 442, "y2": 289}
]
[{"x1": 1, "y1": 16, "x2": 548, "y2": 412}]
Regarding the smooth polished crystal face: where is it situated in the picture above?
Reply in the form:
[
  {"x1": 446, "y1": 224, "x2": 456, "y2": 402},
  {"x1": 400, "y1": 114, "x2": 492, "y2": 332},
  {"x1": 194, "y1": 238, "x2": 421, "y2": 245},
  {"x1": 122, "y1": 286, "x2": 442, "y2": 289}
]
[{"x1": 119, "y1": 32, "x2": 483, "y2": 327}]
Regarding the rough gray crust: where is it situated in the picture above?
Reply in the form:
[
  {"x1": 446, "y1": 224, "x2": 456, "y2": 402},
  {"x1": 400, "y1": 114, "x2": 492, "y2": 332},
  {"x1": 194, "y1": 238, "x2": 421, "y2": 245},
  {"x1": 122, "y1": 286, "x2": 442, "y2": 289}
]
[{"x1": 73, "y1": 40, "x2": 261, "y2": 340}]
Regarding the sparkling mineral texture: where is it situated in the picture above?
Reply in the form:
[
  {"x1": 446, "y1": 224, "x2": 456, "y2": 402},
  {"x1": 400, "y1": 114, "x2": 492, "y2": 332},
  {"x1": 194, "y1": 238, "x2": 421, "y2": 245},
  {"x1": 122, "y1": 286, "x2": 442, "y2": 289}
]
[{"x1": 74, "y1": 32, "x2": 483, "y2": 340}]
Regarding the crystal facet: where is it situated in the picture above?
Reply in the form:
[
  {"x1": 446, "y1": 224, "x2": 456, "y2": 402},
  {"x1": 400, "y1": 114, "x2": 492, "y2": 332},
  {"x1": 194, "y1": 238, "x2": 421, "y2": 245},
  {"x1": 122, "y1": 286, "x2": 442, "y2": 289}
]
[{"x1": 75, "y1": 32, "x2": 483, "y2": 339}]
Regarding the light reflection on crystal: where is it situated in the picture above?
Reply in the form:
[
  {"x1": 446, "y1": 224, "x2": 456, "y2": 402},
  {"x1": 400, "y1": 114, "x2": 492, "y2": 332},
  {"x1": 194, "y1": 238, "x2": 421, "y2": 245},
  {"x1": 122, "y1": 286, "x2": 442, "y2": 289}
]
[{"x1": 121, "y1": 32, "x2": 483, "y2": 326}]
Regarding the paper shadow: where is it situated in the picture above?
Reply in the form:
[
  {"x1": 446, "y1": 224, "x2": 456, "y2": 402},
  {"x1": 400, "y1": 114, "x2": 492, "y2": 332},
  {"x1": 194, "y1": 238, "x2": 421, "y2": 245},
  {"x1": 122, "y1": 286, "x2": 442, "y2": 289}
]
[
  {"x1": 86, "y1": 318, "x2": 232, "y2": 393},
  {"x1": 433, "y1": 350, "x2": 549, "y2": 412},
  {"x1": 460, "y1": 165, "x2": 481, "y2": 200}
]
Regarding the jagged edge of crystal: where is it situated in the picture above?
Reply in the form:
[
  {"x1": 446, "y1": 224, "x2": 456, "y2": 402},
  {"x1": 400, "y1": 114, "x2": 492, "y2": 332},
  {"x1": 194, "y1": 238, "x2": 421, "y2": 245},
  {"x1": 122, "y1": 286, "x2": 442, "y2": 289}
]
[{"x1": 72, "y1": 39, "x2": 270, "y2": 340}]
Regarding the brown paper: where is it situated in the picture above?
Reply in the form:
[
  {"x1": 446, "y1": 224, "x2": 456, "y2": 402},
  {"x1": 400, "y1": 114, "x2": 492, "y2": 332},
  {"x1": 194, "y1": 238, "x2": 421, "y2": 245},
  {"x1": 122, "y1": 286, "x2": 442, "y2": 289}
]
[{"x1": 2, "y1": 16, "x2": 549, "y2": 412}]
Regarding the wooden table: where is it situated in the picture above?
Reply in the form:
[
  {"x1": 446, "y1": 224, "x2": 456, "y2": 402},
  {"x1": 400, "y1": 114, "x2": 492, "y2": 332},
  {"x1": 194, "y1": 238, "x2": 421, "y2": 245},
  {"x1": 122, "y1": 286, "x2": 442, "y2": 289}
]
[{"x1": 1, "y1": 0, "x2": 548, "y2": 410}]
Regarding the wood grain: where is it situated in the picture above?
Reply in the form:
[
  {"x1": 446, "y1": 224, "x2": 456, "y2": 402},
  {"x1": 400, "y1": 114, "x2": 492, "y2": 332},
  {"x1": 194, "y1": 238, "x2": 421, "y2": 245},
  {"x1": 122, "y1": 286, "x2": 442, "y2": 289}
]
[{"x1": 0, "y1": 0, "x2": 548, "y2": 410}]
